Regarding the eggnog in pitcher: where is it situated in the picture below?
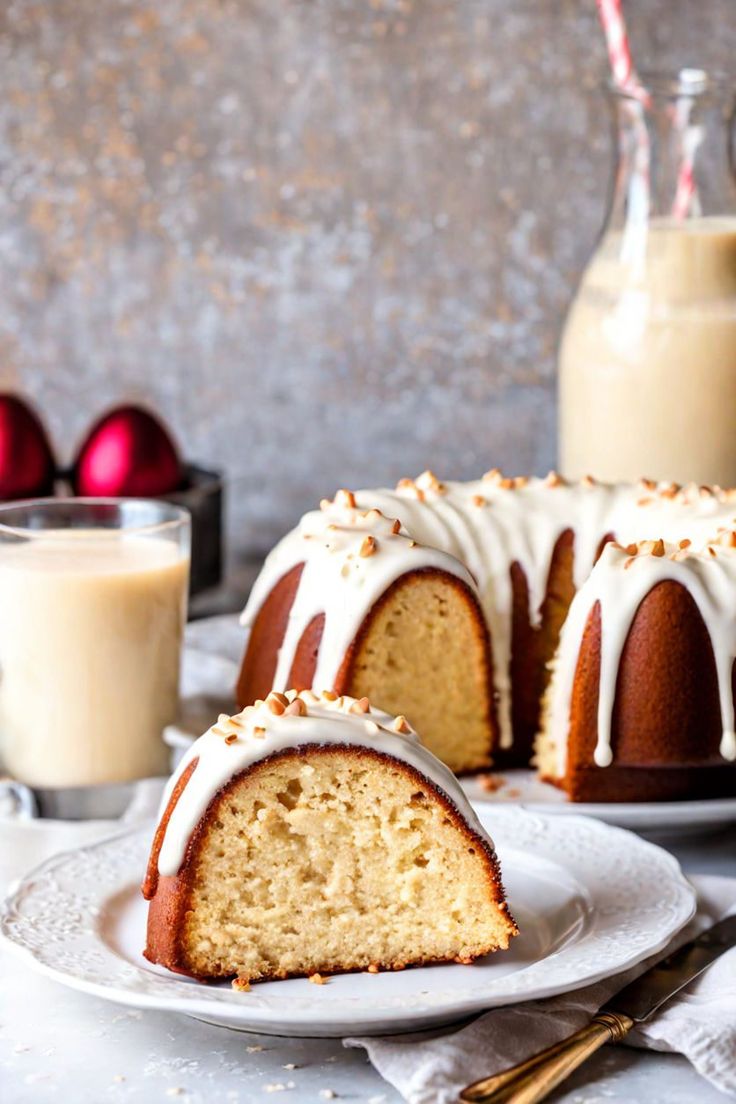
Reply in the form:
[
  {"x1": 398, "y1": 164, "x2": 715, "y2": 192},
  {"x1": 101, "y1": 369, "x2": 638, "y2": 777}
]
[{"x1": 559, "y1": 218, "x2": 736, "y2": 486}]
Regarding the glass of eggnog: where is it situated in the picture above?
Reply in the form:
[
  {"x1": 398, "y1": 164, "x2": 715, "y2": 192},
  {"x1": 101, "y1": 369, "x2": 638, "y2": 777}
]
[{"x1": 0, "y1": 499, "x2": 190, "y2": 788}]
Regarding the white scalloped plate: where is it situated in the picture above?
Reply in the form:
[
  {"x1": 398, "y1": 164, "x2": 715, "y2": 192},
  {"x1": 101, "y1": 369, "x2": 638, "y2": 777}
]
[{"x1": 1, "y1": 808, "x2": 695, "y2": 1037}]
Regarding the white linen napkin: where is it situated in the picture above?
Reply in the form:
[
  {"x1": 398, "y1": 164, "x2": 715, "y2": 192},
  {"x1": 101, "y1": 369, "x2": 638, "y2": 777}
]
[{"x1": 346, "y1": 874, "x2": 736, "y2": 1104}]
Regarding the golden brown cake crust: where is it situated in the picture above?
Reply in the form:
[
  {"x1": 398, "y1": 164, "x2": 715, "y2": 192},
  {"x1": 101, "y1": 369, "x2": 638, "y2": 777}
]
[
  {"x1": 288, "y1": 612, "x2": 325, "y2": 692},
  {"x1": 143, "y1": 743, "x2": 516, "y2": 980},
  {"x1": 562, "y1": 583, "x2": 736, "y2": 802},
  {"x1": 236, "y1": 563, "x2": 304, "y2": 708}
]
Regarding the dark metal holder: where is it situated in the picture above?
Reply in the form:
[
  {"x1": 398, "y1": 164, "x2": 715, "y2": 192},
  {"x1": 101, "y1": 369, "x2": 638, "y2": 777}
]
[{"x1": 165, "y1": 464, "x2": 224, "y2": 596}]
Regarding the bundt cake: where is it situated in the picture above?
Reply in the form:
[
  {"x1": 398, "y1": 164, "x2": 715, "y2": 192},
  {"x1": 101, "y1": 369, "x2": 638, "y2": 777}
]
[
  {"x1": 236, "y1": 471, "x2": 736, "y2": 801},
  {"x1": 142, "y1": 690, "x2": 517, "y2": 982}
]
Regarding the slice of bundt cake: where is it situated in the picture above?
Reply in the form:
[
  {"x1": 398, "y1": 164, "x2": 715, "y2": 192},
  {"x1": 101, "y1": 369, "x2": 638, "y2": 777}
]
[
  {"x1": 537, "y1": 538, "x2": 736, "y2": 802},
  {"x1": 142, "y1": 691, "x2": 517, "y2": 982}
]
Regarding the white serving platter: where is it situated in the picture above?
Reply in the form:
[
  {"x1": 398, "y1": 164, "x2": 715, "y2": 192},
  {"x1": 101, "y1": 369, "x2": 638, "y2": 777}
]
[{"x1": 460, "y1": 771, "x2": 736, "y2": 837}]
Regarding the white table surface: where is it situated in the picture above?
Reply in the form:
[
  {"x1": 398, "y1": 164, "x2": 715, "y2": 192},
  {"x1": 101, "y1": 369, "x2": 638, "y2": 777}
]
[{"x1": 1, "y1": 817, "x2": 734, "y2": 1104}]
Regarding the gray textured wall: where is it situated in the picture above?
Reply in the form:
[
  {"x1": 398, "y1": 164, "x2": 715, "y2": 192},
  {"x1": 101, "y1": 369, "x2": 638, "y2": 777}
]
[{"x1": 1, "y1": 0, "x2": 734, "y2": 556}]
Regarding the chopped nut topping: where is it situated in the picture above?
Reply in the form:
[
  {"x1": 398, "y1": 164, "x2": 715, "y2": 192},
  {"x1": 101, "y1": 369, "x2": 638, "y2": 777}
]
[
  {"x1": 360, "y1": 535, "x2": 377, "y2": 558},
  {"x1": 581, "y1": 474, "x2": 596, "y2": 488},
  {"x1": 416, "y1": 469, "x2": 446, "y2": 494},
  {"x1": 252, "y1": 726, "x2": 266, "y2": 738},
  {"x1": 299, "y1": 689, "x2": 320, "y2": 704},
  {"x1": 224, "y1": 733, "x2": 238, "y2": 745},
  {"x1": 284, "y1": 699, "x2": 306, "y2": 717},
  {"x1": 232, "y1": 976, "x2": 251, "y2": 992},
  {"x1": 391, "y1": 518, "x2": 401, "y2": 534},
  {"x1": 393, "y1": 715, "x2": 411, "y2": 735},
  {"x1": 679, "y1": 539, "x2": 692, "y2": 550},
  {"x1": 639, "y1": 478, "x2": 656, "y2": 491},
  {"x1": 478, "y1": 773, "x2": 505, "y2": 794},
  {"x1": 708, "y1": 545, "x2": 718, "y2": 557},
  {"x1": 349, "y1": 697, "x2": 371, "y2": 714},
  {"x1": 624, "y1": 557, "x2": 636, "y2": 570},
  {"x1": 624, "y1": 543, "x2": 638, "y2": 556},
  {"x1": 335, "y1": 488, "x2": 357, "y2": 509},
  {"x1": 499, "y1": 477, "x2": 515, "y2": 490},
  {"x1": 322, "y1": 690, "x2": 338, "y2": 701},
  {"x1": 545, "y1": 471, "x2": 563, "y2": 487},
  {"x1": 637, "y1": 496, "x2": 653, "y2": 508},
  {"x1": 482, "y1": 467, "x2": 502, "y2": 483},
  {"x1": 367, "y1": 964, "x2": 380, "y2": 974},
  {"x1": 308, "y1": 973, "x2": 328, "y2": 985},
  {"x1": 267, "y1": 698, "x2": 286, "y2": 716},
  {"x1": 471, "y1": 494, "x2": 486, "y2": 507},
  {"x1": 651, "y1": 538, "x2": 665, "y2": 557}
]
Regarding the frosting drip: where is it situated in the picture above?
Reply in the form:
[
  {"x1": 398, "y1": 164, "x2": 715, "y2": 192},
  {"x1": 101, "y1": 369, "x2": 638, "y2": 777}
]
[
  {"x1": 546, "y1": 539, "x2": 736, "y2": 776},
  {"x1": 242, "y1": 473, "x2": 736, "y2": 757},
  {"x1": 156, "y1": 690, "x2": 495, "y2": 877}
]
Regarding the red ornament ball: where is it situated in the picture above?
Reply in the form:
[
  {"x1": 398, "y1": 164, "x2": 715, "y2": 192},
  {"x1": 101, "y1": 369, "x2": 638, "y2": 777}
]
[
  {"x1": 0, "y1": 394, "x2": 56, "y2": 500},
  {"x1": 73, "y1": 405, "x2": 183, "y2": 498}
]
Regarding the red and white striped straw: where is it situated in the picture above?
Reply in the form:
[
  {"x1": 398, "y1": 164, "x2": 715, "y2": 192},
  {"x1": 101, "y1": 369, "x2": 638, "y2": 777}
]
[
  {"x1": 596, "y1": 0, "x2": 642, "y2": 97},
  {"x1": 671, "y1": 70, "x2": 704, "y2": 220},
  {"x1": 596, "y1": 0, "x2": 651, "y2": 219},
  {"x1": 672, "y1": 160, "x2": 696, "y2": 220},
  {"x1": 596, "y1": 0, "x2": 697, "y2": 220}
]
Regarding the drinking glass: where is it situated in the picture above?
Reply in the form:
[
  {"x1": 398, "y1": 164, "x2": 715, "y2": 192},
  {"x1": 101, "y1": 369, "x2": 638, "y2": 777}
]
[{"x1": 0, "y1": 498, "x2": 190, "y2": 789}]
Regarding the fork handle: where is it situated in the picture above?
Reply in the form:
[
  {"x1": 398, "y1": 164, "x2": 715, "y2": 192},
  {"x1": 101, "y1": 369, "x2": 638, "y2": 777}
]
[{"x1": 458, "y1": 1010, "x2": 634, "y2": 1104}]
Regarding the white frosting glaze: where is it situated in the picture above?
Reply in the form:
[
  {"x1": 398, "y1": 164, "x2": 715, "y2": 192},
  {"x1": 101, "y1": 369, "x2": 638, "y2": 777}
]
[
  {"x1": 156, "y1": 690, "x2": 495, "y2": 877},
  {"x1": 241, "y1": 473, "x2": 736, "y2": 758},
  {"x1": 546, "y1": 539, "x2": 736, "y2": 777},
  {"x1": 243, "y1": 495, "x2": 474, "y2": 697}
]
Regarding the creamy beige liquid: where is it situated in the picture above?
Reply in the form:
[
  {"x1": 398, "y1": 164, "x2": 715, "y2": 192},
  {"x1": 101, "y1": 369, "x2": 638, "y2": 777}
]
[
  {"x1": 559, "y1": 217, "x2": 736, "y2": 485},
  {"x1": 0, "y1": 534, "x2": 189, "y2": 787}
]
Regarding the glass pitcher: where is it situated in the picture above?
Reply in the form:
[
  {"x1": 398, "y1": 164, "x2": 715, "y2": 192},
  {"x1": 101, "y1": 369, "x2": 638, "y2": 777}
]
[{"x1": 558, "y1": 70, "x2": 736, "y2": 486}]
